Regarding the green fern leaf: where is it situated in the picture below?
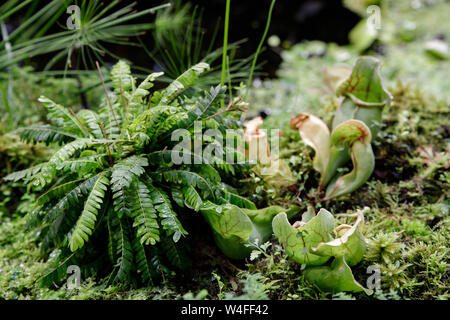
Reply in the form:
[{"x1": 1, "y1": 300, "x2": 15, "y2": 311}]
[
  {"x1": 43, "y1": 174, "x2": 102, "y2": 223},
  {"x1": 128, "y1": 105, "x2": 177, "y2": 141},
  {"x1": 147, "y1": 149, "x2": 200, "y2": 166},
  {"x1": 4, "y1": 162, "x2": 50, "y2": 182},
  {"x1": 110, "y1": 60, "x2": 134, "y2": 93},
  {"x1": 114, "y1": 217, "x2": 134, "y2": 282},
  {"x1": 111, "y1": 155, "x2": 149, "y2": 192},
  {"x1": 129, "y1": 72, "x2": 163, "y2": 103},
  {"x1": 28, "y1": 164, "x2": 56, "y2": 189},
  {"x1": 39, "y1": 252, "x2": 77, "y2": 288},
  {"x1": 37, "y1": 178, "x2": 85, "y2": 206},
  {"x1": 162, "y1": 85, "x2": 224, "y2": 138},
  {"x1": 182, "y1": 185, "x2": 203, "y2": 211},
  {"x1": 130, "y1": 181, "x2": 160, "y2": 245},
  {"x1": 38, "y1": 96, "x2": 88, "y2": 136},
  {"x1": 55, "y1": 156, "x2": 103, "y2": 175},
  {"x1": 158, "y1": 62, "x2": 210, "y2": 104},
  {"x1": 18, "y1": 125, "x2": 79, "y2": 145},
  {"x1": 69, "y1": 175, "x2": 109, "y2": 252},
  {"x1": 160, "y1": 169, "x2": 214, "y2": 197},
  {"x1": 77, "y1": 109, "x2": 104, "y2": 139},
  {"x1": 113, "y1": 187, "x2": 133, "y2": 219},
  {"x1": 106, "y1": 210, "x2": 117, "y2": 263},
  {"x1": 194, "y1": 164, "x2": 221, "y2": 183},
  {"x1": 49, "y1": 138, "x2": 93, "y2": 164},
  {"x1": 146, "y1": 183, "x2": 187, "y2": 243},
  {"x1": 222, "y1": 191, "x2": 257, "y2": 209},
  {"x1": 161, "y1": 237, "x2": 191, "y2": 270},
  {"x1": 132, "y1": 236, "x2": 153, "y2": 284}
]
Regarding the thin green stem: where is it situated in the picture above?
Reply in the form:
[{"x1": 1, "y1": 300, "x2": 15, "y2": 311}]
[
  {"x1": 96, "y1": 61, "x2": 120, "y2": 137},
  {"x1": 245, "y1": 0, "x2": 276, "y2": 99},
  {"x1": 221, "y1": 0, "x2": 231, "y2": 107},
  {"x1": 226, "y1": 56, "x2": 233, "y2": 101}
]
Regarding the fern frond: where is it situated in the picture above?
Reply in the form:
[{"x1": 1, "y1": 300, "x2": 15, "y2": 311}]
[
  {"x1": 128, "y1": 105, "x2": 177, "y2": 140},
  {"x1": 114, "y1": 217, "x2": 134, "y2": 283},
  {"x1": 4, "y1": 162, "x2": 50, "y2": 182},
  {"x1": 28, "y1": 164, "x2": 56, "y2": 189},
  {"x1": 110, "y1": 60, "x2": 134, "y2": 93},
  {"x1": 146, "y1": 183, "x2": 187, "y2": 243},
  {"x1": 44, "y1": 174, "x2": 100, "y2": 218},
  {"x1": 69, "y1": 175, "x2": 109, "y2": 252},
  {"x1": 55, "y1": 156, "x2": 104, "y2": 175},
  {"x1": 111, "y1": 155, "x2": 148, "y2": 192},
  {"x1": 112, "y1": 186, "x2": 133, "y2": 219},
  {"x1": 147, "y1": 149, "x2": 237, "y2": 175},
  {"x1": 77, "y1": 109, "x2": 104, "y2": 139},
  {"x1": 49, "y1": 139, "x2": 93, "y2": 163},
  {"x1": 222, "y1": 191, "x2": 257, "y2": 209},
  {"x1": 160, "y1": 169, "x2": 214, "y2": 197},
  {"x1": 37, "y1": 178, "x2": 86, "y2": 206},
  {"x1": 103, "y1": 106, "x2": 123, "y2": 140},
  {"x1": 42, "y1": 174, "x2": 106, "y2": 247},
  {"x1": 129, "y1": 72, "x2": 164, "y2": 103},
  {"x1": 107, "y1": 210, "x2": 117, "y2": 263},
  {"x1": 149, "y1": 250, "x2": 169, "y2": 278},
  {"x1": 158, "y1": 62, "x2": 210, "y2": 104},
  {"x1": 39, "y1": 252, "x2": 77, "y2": 288},
  {"x1": 111, "y1": 156, "x2": 148, "y2": 219},
  {"x1": 154, "y1": 111, "x2": 187, "y2": 138},
  {"x1": 171, "y1": 188, "x2": 186, "y2": 208},
  {"x1": 163, "y1": 85, "x2": 224, "y2": 136},
  {"x1": 130, "y1": 181, "x2": 160, "y2": 245},
  {"x1": 194, "y1": 164, "x2": 221, "y2": 183},
  {"x1": 148, "y1": 149, "x2": 202, "y2": 166},
  {"x1": 182, "y1": 185, "x2": 203, "y2": 211},
  {"x1": 161, "y1": 237, "x2": 191, "y2": 270},
  {"x1": 18, "y1": 125, "x2": 79, "y2": 145},
  {"x1": 38, "y1": 96, "x2": 88, "y2": 136},
  {"x1": 132, "y1": 236, "x2": 153, "y2": 284}
]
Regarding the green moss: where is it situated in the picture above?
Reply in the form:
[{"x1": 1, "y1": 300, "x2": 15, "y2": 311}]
[{"x1": 1, "y1": 0, "x2": 449, "y2": 301}]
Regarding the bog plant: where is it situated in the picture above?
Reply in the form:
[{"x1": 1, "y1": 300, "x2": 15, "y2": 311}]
[
  {"x1": 290, "y1": 56, "x2": 392, "y2": 199},
  {"x1": 5, "y1": 61, "x2": 253, "y2": 286},
  {"x1": 200, "y1": 203, "x2": 300, "y2": 259},
  {"x1": 273, "y1": 207, "x2": 372, "y2": 294}
]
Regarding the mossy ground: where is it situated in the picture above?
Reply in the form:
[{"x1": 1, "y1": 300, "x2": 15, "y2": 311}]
[
  {"x1": 1, "y1": 67, "x2": 448, "y2": 301},
  {"x1": 0, "y1": 0, "x2": 448, "y2": 300}
]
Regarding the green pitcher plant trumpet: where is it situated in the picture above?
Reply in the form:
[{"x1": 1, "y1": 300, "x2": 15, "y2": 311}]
[
  {"x1": 333, "y1": 56, "x2": 392, "y2": 138},
  {"x1": 291, "y1": 116, "x2": 375, "y2": 200},
  {"x1": 243, "y1": 116, "x2": 296, "y2": 189},
  {"x1": 200, "y1": 202, "x2": 300, "y2": 259},
  {"x1": 272, "y1": 207, "x2": 372, "y2": 294},
  {"x1": 290, "y1": 56, "x2": 391, "y2": 199}
]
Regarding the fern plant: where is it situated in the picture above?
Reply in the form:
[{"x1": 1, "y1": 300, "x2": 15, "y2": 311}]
[{"x1": 5, "y1": 60, "x2": 251, "y2": 286}]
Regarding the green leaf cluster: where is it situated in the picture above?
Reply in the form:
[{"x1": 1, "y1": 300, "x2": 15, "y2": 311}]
[
  {"x1": 5, "y1": 61, "x2": 249, "y2": 286},
  {"x1": 290, "y1": 56, "x2": 391, "y2": 199},
  {"x1": 273, "y1": 207, "x2": 372, "y2": 294}
]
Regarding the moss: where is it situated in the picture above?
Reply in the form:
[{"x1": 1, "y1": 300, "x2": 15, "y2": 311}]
[
  {"x1": 238, "y1": 27, "x2": 449, "y2": 299},
  {"x1": 1, "y1": 0, "x2": 449, "y2": 301}
]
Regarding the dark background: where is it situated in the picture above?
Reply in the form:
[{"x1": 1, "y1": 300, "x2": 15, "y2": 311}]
[
  {"x1": 140, "y1": 0, "x2": 360, "y2": 77},
  {"x1": 7, "y1": 0, "x2": 360, "y2": 78}
]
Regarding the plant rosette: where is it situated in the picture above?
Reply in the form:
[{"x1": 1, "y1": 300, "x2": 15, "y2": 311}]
[
  {"x1": 273, "y1": 207, "x2": 372, "y2": 294},
  {"x1": 290, "y1": 56, "x2": 391, "y2": 199},
  {"x1": 201, "y1": 203, "x2": 300, "y2": 259},
  {"x1": 243, "y1": 116, "x2": 297, "y2": 189}
]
